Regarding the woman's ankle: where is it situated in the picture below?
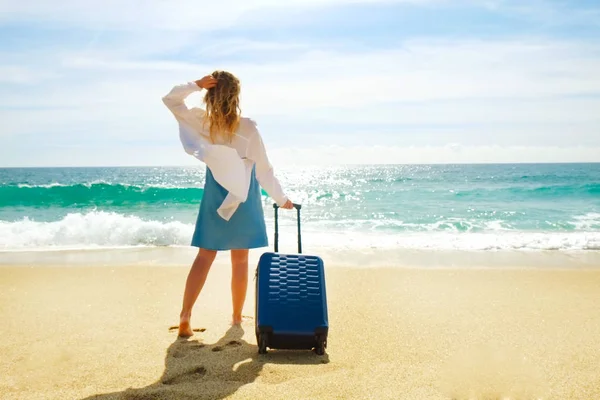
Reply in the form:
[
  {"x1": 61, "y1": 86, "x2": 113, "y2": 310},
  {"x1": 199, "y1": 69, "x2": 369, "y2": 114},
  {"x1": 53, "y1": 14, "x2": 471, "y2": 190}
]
[{"x1": 180, "y1": 311, "x2": 192, "y2": 321}]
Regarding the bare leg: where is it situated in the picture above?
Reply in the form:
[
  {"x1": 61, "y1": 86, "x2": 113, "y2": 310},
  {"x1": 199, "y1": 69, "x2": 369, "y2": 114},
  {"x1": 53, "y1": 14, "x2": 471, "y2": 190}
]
[
  {"x1": 179, "y1": 248, "x2": 217, "y2": 337},
  {"x1": 231, "y1": 249, "x2": 249, "y2": 325}
]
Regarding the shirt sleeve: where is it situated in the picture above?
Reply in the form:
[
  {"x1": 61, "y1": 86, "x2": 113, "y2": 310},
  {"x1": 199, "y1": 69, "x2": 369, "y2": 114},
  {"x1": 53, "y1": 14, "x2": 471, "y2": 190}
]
[
  {"x1": 162, "y1": 82, "x2": 207, "y2": 157},
  {"x1": 161, "y1": 82, "x2": 205, "y2": 127},
  {"x1": 246, "y1": 121, "x2": 288, "y2": 206}
]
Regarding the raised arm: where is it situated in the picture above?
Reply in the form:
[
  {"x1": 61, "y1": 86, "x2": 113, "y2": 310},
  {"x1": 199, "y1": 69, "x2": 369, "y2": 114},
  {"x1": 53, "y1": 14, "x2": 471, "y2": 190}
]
[
  {"x1": 246, "y1": 122, "x2": 289, "y2": 207},
  {"x1": 162, "y1": 77, "x2": 217, "y2": 156},
  {"x1": 161, "y1": 82, "x2": 202, "y2": 122},
  {"x1": 161, "y1": 76, "x2": 217, "y2": 124}
]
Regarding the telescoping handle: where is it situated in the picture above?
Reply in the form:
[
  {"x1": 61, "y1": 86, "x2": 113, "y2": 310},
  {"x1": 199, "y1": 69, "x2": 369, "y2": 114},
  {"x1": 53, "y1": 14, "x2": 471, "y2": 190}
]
[{"x1": 273, "y1": 203, "x2": 302, "y2": 254}]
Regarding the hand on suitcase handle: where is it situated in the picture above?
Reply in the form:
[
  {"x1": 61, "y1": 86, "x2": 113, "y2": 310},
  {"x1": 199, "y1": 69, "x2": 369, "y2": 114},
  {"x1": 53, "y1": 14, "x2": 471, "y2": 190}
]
[{"x1": 274, "y1": 201, "x2": 301, "y2": 210}]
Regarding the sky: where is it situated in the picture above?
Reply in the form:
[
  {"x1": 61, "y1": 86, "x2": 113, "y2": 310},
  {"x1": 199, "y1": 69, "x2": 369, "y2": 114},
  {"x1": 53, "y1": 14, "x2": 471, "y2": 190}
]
[{"x1": 0, "y1": 0, "x2": 599, "y2": 166}]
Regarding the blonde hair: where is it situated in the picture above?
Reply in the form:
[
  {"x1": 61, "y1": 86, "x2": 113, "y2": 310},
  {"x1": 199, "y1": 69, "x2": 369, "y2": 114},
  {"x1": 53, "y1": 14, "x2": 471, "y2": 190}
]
[{"x1": 203, "y1": 70, "x2": 241, "y2": 143}]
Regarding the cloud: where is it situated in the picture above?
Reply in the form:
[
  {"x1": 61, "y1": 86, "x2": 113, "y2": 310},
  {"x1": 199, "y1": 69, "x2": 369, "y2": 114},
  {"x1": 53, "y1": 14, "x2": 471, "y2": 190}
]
[
  {"x1": 2, "y1": 38, "x2": 599, "y2": 142},
  {"x1": 9, "y1": 38, "x2": 600, "y2": 100},
  {"x1": 0, "y1": 0, "x2": 436, "y2": 30},
  {"x1": 483, "y1": 0, "x2": 600, "y2": 27},
  {"x1": 235, "y1": 39, "x2": 600, "y2": 114},
  {"x1": 1, "y1": 0, "x2": 599, "y2": 166},
  {"x1": 0, "y1": 66, "x2": 60, "y2": 84}
]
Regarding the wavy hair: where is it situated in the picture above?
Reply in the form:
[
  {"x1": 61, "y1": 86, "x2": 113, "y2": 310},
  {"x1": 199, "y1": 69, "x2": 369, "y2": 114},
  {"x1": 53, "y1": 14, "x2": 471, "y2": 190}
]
[{"x1": 203, "y1": 70, "x2": 241, "y2": 143}]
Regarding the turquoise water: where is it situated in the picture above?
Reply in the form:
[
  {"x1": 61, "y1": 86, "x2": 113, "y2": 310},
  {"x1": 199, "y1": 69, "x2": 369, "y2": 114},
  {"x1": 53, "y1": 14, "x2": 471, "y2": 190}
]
[{"x1": 1, "y1": 164, "x2": 599, "y2": 251}]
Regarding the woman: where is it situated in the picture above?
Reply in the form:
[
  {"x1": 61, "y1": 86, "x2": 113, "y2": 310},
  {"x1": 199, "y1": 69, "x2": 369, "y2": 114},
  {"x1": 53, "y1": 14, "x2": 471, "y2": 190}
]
[{"x1": 162, "y1": 71, "x2": 293, "y2": 337}]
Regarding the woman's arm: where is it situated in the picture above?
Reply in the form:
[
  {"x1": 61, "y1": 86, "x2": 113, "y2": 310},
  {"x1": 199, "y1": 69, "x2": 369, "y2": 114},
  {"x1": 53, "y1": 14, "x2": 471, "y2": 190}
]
[
  {"x1": 247, "y1": 122, "x2": 289, "y2": 207},
  {"x1": 162, "y1": 77, "x2": 218, "y2": 156},
  {"x1": 161, "y1": 76, "x2": 217, "y2": 124},
  {"x1": 161, "y1": 82, "x2": 202, "y2": 122}
]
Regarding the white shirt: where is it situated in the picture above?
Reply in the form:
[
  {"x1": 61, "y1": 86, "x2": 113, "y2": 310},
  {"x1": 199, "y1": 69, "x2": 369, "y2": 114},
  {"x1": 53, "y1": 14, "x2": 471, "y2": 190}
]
[{"x1": 162, "y1": 82, "x2": 287, "y2": 220}]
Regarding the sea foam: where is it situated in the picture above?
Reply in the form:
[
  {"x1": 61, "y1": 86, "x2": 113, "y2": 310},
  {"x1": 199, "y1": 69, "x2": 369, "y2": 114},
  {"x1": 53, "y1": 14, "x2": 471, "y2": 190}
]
[{"x1": 1, "y1": 211, "x2": 599, "y2": 252}]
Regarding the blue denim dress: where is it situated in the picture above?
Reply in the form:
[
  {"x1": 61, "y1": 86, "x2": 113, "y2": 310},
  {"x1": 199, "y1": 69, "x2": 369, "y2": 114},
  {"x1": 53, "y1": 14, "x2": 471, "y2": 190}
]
[{"x1": 191, "y1": 165, "x2": 268, "y2": 250}]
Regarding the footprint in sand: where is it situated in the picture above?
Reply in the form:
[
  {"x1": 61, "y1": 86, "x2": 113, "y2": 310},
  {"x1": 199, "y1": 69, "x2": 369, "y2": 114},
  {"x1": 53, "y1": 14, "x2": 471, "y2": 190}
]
[
  {"x1": 212, "y1": 340, "x2": 242, "y2": 352},
  {"x1": 172, "y1": 342, "x2": 206, "y2": 358},
  {"x1": 168, "y1": 326, "x2": 206, "y2": 333},
  {"x1": 161, "y1": 366, "x2": 207, "y2": 385}
]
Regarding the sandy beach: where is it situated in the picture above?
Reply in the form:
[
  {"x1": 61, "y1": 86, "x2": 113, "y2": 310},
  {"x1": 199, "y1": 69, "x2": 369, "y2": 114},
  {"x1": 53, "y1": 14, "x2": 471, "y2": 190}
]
[{"x1": 1, "y1": 262, "x2": 600, "y2": 400}]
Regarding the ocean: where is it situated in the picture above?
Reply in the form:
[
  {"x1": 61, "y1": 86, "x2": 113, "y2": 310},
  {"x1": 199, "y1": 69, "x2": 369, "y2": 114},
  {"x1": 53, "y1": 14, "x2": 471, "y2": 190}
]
[{"x1": 1, "y1": 164, "x2": 599, "y2": 265}]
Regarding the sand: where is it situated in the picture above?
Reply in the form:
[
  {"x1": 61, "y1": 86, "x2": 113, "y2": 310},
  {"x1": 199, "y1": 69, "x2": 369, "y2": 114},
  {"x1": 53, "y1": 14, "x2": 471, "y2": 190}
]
[{"x1": 1, "y1": 263, "x2": 600, "y2": 400}]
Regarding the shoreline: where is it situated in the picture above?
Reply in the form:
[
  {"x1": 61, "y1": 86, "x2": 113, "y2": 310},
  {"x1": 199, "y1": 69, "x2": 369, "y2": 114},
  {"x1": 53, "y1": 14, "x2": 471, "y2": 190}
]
[{"x1": 2, "y1": 246, "x2": 600, "y2": 269}]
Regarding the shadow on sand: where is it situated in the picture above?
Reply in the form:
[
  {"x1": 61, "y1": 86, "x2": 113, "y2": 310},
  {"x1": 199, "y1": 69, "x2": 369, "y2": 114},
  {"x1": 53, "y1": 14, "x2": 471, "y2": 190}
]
[{"x1": 82, "y1": 325, "x2": 329, "y2": 400}]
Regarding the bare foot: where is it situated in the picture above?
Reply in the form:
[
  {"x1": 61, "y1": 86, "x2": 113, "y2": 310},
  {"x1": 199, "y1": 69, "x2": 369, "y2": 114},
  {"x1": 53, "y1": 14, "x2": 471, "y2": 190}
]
[{"x1": 178, "y1": 320, "x2": 194, "y2": 338}]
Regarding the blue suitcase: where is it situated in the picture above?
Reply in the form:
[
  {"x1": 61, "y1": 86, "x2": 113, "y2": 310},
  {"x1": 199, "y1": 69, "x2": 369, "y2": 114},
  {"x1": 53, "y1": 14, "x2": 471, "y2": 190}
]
[{"x1": 255, "y1": 203, "x2": 329, "y2": 355}]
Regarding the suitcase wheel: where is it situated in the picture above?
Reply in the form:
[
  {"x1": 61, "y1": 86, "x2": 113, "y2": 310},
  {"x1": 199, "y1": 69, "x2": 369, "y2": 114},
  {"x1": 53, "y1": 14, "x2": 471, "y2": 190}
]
[
  {"x1": 315, "y1": 338, "x2": 326, "y2": 356},
  {"x1": 258, "y1": 333, "x2": 268, "y2": 355}
]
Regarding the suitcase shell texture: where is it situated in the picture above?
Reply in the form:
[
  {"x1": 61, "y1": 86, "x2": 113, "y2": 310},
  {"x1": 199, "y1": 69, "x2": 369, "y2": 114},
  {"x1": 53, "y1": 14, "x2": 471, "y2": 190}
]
[{"x1": 255, "y1": 204, "x2": 329, "y2": 355}]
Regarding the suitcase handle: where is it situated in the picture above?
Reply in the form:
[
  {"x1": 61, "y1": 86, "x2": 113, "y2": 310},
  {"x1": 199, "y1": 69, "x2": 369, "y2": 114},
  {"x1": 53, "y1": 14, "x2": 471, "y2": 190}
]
[{"x1": 273, "y1": 203, "x2": 302, "y2": 254}]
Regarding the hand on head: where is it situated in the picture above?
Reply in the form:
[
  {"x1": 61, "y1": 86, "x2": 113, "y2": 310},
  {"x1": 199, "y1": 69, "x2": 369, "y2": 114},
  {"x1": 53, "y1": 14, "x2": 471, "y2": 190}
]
[{"x1": 195, "y1": 75, "x2": 218, "y2": 90}]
